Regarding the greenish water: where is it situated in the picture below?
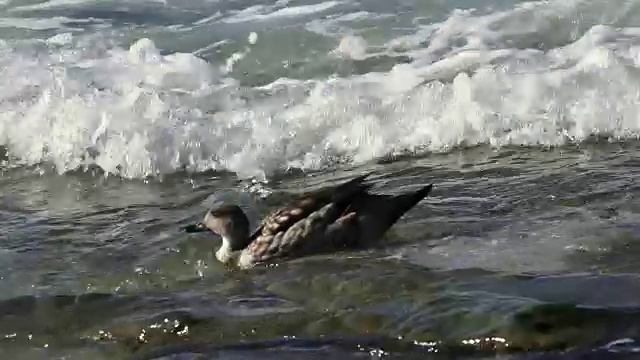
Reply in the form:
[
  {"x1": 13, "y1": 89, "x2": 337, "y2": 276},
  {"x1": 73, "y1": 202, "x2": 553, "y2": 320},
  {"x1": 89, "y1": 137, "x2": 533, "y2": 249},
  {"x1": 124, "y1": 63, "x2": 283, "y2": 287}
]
[{"x1": 2, "y1": 144, "x2": 640, "y2": 358}]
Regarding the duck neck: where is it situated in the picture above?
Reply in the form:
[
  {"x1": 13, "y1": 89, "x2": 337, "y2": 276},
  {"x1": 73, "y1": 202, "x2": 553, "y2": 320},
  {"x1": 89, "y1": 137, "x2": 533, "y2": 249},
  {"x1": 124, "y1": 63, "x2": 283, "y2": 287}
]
[{"x1": 215, "y1": 236, "x2": 236, "y2": 264}]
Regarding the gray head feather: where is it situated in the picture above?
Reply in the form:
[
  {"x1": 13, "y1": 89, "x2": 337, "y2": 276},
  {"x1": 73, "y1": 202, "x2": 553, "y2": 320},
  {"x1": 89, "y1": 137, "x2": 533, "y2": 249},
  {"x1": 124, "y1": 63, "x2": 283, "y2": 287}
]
[{"x1": 204, "y1": 204, "x2": 251, "y2": 251}]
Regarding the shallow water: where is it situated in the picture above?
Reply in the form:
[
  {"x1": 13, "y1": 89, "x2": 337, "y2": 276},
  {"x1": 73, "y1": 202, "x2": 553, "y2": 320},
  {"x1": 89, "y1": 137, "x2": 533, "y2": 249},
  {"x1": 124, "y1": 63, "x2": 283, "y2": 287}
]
[
  {"x1": 2, "y1": 143, "x2": 640, "y2": 358},
  {"x1": 2, "y1": 0, "x2": 640, "y2": 358}
]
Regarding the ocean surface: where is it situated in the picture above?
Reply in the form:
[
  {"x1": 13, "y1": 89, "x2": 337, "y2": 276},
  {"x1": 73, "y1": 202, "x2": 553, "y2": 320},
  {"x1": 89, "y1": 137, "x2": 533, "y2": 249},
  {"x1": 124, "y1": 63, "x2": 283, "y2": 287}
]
[{"x1": 1, "y1": 0, "x2": 640, "y2": 358}]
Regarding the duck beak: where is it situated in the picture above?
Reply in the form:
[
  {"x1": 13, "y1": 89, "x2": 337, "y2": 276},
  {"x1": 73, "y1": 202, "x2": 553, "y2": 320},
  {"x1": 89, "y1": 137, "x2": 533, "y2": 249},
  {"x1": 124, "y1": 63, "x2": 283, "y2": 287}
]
[{"x1": 182, "y1": 222, "x2": 209, "y2": 233}]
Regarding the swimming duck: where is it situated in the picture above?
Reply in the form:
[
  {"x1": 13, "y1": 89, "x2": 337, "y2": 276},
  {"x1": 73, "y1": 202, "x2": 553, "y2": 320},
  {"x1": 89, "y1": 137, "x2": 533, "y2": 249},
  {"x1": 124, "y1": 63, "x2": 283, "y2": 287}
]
[{"x1": 183, "y1": 173, "x2": 433, "y2": 269}]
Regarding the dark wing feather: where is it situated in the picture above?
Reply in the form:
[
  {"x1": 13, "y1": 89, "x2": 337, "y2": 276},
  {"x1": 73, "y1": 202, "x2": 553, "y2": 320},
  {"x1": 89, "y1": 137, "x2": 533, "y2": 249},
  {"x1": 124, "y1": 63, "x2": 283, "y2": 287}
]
[
  {"x1": 245, "y1": 173, "x2": 375, "y2": 262},
  {"x1": 246, "y1": 202, "x2": 354, "y2": 262},
  {"x1": 247, "y1": 172, "x2": 373, "y2": 241}
]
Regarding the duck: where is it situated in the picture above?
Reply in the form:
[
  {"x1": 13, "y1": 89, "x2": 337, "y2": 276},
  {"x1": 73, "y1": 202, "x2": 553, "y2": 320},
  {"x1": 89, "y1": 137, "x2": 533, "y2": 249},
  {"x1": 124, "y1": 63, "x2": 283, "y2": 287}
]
[{"x1": 182, "y1": 172, "x2": 433, "y2": 269}]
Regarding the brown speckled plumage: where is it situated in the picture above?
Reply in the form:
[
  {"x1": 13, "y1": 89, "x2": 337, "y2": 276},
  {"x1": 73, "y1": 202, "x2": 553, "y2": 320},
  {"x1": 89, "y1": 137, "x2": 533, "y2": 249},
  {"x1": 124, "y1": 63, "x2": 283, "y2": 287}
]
[{"x1": 183, "y1": 172, "x2": 433, "y2": 269}]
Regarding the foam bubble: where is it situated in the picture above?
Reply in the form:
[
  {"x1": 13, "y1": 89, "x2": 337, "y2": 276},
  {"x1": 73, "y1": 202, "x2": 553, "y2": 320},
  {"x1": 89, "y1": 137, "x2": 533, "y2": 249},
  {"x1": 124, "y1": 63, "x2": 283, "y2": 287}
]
[
  {"x1": 332, "y1": 34, "x2": 367, "y2": 60},
  {"x1": 248, "y1": 32, "x2": 258, "y2": 45},
  {"x1": 46, "y1": 32, "x2": 73, "y2": 45}
]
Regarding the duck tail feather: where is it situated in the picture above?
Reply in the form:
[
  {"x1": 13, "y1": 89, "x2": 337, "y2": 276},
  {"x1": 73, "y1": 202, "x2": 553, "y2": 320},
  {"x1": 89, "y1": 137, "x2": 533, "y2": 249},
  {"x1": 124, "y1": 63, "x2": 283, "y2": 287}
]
[{"x1": 351, "y1": 183, "x2": 433, "y2": 239}]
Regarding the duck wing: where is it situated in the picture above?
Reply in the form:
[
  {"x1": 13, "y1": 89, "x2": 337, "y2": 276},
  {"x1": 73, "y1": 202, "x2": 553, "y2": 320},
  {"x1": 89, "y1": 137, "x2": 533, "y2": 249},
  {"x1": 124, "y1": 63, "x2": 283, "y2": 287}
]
[
  {"x1": 248, "y1": 172, "x2": 373, "y2": 240},
  {"x1": 244, "y1": 173, "x2": 374, "y2": 262}
]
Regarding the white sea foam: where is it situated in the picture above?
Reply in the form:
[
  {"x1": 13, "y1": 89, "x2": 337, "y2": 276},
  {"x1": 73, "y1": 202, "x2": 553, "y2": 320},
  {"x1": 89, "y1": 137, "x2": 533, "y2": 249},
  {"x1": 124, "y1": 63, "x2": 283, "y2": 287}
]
[
  {"x1": 8, "y1": 0, "x2": 102, "y2": 12},
  {"x1": 306, "y1": 11, "x2": 394, "y2": 36},
  {"x1": 221, "y1": 1, "x2": 341, "y2": 24},
  {"x1": 0, "y1": 17, "x2": 91, "y2": 30},
  {"x1": 1, "y1": 0, "x2": 640, "y2": 179},
  {"x1": 332, "y1": 34, "x2": 368, "y2": 60},
  {"x1": 8, "y1": 0, "x2": 164, "y2": 12},
  {"x1": 193, "y1": 11, "x2": 223, "y2": 26}
]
